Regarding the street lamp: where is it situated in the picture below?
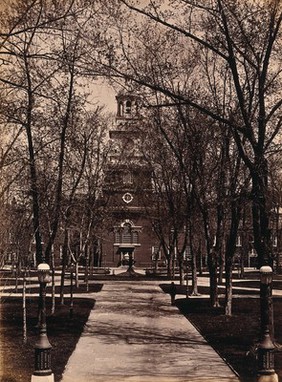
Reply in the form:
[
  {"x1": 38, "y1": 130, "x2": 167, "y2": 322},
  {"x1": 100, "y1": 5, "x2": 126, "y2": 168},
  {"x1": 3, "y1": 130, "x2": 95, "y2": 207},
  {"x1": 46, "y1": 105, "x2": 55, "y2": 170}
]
[
  {"x1": 31, "y1": 263, "x2": 54, "y2": 382},
  {"x1": 257, "y1": 265, "x2": 278, "y2": 382}
]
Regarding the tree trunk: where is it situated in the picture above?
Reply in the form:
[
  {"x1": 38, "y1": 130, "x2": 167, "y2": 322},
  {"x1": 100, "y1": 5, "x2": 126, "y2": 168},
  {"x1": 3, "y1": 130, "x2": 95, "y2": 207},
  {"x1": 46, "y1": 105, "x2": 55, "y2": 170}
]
[
  {"x1": 75, "y1": 261, "x2": 79, "y2": 288},
  {"x1": 59, "y1": 231, "x2": 68, "y2": 305},
  {"x1": 239, "y1": 250, "x2": 245, "y2": 279},
  {"x1": 44, "y1": 57, "x2": 76, "y2": 264},
  {"x1": 171, "y1": 249, "x2": 176, "y2": 280},
  {"x1": 198, "y1": 242, "x2": 203, "y2": 276},
  {"x1": 225, "y1": 257, "x2": 233, "y2": 316},
  {"x1": 24, "y1": 62, "x2": 43, "y2": 265},
  {"x1": 22, "y1": 274, "x2": 27, "y2": 343},
  {"x1": 208, "y1": 251, "x2": 219, "y2": 308},
  {"x1": 225, "y1": 201, "x2": 241, "y2": 316},
  {"x1": 214, "y1": 201, "x2": 225, "y2": 286},
  {"x1": 50, "y1": 244, "x2": 56, "y2": 315},
  {"x1": 189, "y1": 221, "x2": 198, "y2": 295},
  {"x1": 85, "y1": 246, "x2": 89, "y2": 292},
  {"x1": 202, "y1": 207, "x2": 219, "y2": 307},
  {"x1": 252, "y1": 160, "x2": 272, "y2": 268},
  {"x1": 218, "y1": 255, "x2": 224, "y2": 284},
  {"x1": 166, "y1": 253, "x2": 172, "y2": 278},
  {"x1": 191, "y1": 244, "x2": 199, "y2": 296},
  {"x1": 178, "y1": 257, "x2": 183, "y2": 285}
]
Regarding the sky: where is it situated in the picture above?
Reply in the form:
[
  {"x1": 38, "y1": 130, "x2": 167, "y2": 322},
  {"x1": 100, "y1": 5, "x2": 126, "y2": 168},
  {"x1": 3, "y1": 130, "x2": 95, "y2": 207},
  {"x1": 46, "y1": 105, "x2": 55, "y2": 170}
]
[{"x1": 90, "y1": 79, "x2": 117, "y2": 114}]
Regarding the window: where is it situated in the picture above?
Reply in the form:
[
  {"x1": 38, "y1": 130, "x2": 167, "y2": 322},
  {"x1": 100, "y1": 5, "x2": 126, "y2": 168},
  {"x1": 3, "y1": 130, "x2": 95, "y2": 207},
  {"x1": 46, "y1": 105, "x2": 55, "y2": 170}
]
[
  {"x1": 132, "y1": 230, "x2": 139, "y2": 244},
  {"x1": 114, "y1": 220, "x2": 140, "y2": 246},
  {"x1": 123, "y1": 171, "x2": 133, "y2": 185},
  {"x1": 118, "y1": 101, "x2": 123, "y2": 116},
  {"x1": 59, "y1": 245, "x2": 63, "y2": 259},
  {"x1": 151, "y1": 248, "x2": 161, "y2": 261},
  {"x1": 122, "y1": 223, "x2": 132, "y2": 243},
  {"x1": 236, "y1": 235, "x2": 242, "y2": 247},
  {"x1": 125, "y1": 100, "x2": 132, "y2": 114},
  {"x1": 114, "y1": 230, "x2": 120, "y2": 243}
]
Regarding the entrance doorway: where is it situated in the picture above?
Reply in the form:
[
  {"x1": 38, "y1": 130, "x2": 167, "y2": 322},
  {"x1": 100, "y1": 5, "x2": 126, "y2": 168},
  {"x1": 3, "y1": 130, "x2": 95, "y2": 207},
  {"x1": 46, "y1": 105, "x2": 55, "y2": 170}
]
[
  {"x1": 114, "y1": 220, "x2": 141, "y2": 266},
  {"x1": 120, "y1": 249, "x2": 135, "y2": 266}
]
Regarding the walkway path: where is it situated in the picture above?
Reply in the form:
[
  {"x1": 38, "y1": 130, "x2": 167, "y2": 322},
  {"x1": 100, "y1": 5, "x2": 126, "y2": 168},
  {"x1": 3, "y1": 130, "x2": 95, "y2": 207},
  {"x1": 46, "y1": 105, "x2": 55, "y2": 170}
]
[{"x1": 61, "y1": 280, "x2": 240, "y2": 382}]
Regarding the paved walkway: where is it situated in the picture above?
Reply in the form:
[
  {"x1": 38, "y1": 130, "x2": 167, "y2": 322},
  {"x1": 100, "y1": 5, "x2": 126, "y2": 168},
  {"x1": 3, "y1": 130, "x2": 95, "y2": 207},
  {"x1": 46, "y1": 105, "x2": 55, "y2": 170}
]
[{"x1": 61, "y1": 279, "x2": 240, "y2": 382}]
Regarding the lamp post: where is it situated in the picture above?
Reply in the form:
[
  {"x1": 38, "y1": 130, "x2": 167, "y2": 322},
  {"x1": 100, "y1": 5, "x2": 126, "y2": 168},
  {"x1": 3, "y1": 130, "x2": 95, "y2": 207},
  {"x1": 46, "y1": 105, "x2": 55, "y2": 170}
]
[
  {"x1": 31, "y1": 263, "x2": 54, "y2": 382},
  {"x1": 257, "y1": 266, "x2": 278, "y2": 382}
]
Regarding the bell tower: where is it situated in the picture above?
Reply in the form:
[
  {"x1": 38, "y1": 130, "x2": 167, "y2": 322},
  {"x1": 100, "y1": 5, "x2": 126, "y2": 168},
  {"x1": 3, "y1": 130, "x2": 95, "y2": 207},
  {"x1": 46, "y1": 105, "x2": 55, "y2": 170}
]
[
  {"x1": 103, "y1": 89, "x2": 154, "y2": 267},
  {"x1": 116, "y1": 91, "x2": 139, "y2": 120}
]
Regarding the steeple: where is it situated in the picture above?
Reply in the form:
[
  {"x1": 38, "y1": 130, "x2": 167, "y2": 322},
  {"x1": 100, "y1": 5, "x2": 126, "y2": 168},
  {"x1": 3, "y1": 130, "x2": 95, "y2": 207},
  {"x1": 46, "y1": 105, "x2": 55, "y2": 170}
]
[
  {"x1": 116, "y1": 89, "x2": 139, "y2": 120},
  {"x1": 101, "y1": 87, "x2": 155, "y2": 269}
]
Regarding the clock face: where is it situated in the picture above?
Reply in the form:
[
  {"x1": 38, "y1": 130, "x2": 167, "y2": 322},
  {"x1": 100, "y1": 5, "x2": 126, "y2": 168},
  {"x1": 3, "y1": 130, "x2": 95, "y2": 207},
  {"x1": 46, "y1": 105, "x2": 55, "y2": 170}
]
[{"x1": 122, "y1": 192, "x2": 133, "y2": 204}]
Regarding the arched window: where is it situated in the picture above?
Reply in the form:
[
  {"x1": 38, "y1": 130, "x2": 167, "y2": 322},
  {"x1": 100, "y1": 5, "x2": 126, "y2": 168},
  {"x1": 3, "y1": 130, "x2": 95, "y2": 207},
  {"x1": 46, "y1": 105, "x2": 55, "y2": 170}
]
[
  {"x1": 122, "y1": 223, "x2": 132, "y2": 243},
  {"x1": 123, "y1": 171, "x2": 133, "y2": 185},
  {"x1": 114, "y1": 220, "x2": 140, "y2": 245},
  {"x1": 118, "y1": 101, "x2": 123, "y2": 116},
  {"x1": 125, "y1": 100, "x2": 132, "y2": 114}
]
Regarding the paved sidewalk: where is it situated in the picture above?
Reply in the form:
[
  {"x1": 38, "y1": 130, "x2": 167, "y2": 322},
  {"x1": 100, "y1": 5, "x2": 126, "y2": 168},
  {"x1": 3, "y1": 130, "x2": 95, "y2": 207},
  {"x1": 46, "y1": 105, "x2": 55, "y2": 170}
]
[{"x1": 61, "y1": 280, "x2": 240, "y2": 382}]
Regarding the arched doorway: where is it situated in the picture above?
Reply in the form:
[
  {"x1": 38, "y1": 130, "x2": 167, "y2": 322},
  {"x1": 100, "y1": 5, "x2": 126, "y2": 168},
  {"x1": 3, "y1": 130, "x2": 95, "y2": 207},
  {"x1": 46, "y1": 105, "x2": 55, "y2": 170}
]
[{"x1": 114, "y1": 220, "x2": 141, "y2": 266}]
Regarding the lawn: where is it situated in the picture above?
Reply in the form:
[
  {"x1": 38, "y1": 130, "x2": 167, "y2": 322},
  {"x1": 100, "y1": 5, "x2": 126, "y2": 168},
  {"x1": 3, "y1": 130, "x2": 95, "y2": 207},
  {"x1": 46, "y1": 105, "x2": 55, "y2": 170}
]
[
  {"x1": 0, "y1": 295, "x2": 95, "y2": 382},
  {"x1": 176, "y1": 296, "x2": 279, "y2": 382},
  {"x1": 161, "y1": 280, "x2": 282, "y2": 382}
]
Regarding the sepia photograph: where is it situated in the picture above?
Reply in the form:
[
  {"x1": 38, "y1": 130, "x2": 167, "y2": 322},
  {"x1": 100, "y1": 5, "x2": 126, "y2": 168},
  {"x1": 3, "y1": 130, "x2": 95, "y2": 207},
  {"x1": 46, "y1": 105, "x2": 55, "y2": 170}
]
[{"x1": 1, "y1": 1, "x2": 282, "y2": 381}]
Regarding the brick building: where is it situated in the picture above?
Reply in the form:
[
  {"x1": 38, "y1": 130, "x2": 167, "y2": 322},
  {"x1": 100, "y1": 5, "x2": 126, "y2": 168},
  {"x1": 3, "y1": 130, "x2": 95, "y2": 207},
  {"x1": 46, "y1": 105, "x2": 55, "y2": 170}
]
[{"x1": 99, "y1": 89, "x2": 157, "y2": 268}]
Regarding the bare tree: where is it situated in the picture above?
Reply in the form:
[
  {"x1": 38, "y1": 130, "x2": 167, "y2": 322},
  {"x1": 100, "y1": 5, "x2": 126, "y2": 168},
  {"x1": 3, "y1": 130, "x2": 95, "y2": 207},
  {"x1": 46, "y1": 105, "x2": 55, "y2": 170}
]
[
  {"x1": 0, "y1": 0, "x2": 109, "y2": 272},
  {"x1": 58, "y1": 108, "x2": 109, "y2": 303},
  {"x1": 93, "y1": 0, "x2": 282, "y2": 269},
  {"x1": 141, "y1": 125, "x2": 189, "y2": 279},
  {"x1": 0, "y1": 0, "x2": 82, "y2": 265}
]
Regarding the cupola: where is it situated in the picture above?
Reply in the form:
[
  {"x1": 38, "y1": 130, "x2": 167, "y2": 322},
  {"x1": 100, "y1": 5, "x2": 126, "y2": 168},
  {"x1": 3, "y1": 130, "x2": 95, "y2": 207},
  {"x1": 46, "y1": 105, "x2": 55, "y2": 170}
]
[{"x1": 116, "y1": 89, "x2": 139, "y2": 119}]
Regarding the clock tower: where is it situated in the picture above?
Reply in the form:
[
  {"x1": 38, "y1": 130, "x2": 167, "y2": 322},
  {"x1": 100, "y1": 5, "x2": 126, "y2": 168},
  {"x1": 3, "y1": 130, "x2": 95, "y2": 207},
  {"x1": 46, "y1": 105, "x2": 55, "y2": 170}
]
[{"x1": 102, "y1": 89, "x2": 154, "y2": 267}]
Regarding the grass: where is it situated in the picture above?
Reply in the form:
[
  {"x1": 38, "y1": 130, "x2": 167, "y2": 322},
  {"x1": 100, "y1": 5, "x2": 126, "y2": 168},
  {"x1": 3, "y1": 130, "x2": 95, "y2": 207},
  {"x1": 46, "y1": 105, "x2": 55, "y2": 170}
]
[
  {"x1": 161, "y1": 281, "x2": 282, "y2": 382},
  {"x1": 177, "y1": 297, "x2": 261, "y2": 381},
  {"x1": 2, "y1": 271, "x2": 282, "y2": 382},
  {"x1": 0, "y1": 295, "x2": 94, "y2": 382}
]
